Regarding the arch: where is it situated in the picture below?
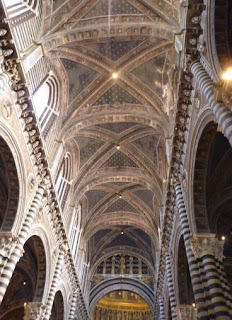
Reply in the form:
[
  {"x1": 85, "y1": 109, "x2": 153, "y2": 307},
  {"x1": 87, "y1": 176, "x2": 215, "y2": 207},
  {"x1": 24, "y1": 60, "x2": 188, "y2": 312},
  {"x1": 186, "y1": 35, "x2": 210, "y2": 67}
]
[
  {"x1": 187, "y1": 107, "x2": 216, "y2": 234},
  {"x1": 50, "y1": 290, "x2": 64, "y2": 320},
  {"x1": 89, "y1": 278, "x2": 154, "y2": 315},
  {"x1": 0, "y1": 136, "x2": 19, "y2": 232},
  {"x1": 92, "y1": 254, "x2": 154, "y2": 283},
  {"x1": 0, "y1": 235, "x2": 46, "y2": 319},
  {"x1": 90, "y1": 248, "x2": 155, "y2": 280},
  {"x1": 33, "y1": 74, "x2": 59, "y2": 137},
  {"x1": 0, "y1": 122, "x2": 26, "y2": 235},
  {"x1": 84, "y1": 215, "x2": 158, "y2": 247},
  {"x1": 193, "y1": 121, "x2": 218, "y2": 232},
  {"x1": 61, "y1": 111, "x2": 169, "y2": 142},
  {"x1": 192, "y1": 118, "x2": 232, "y2": 233},
  {"x1": 55, "y1": 282, "x2": 69, "y2": 320},
  {"x1": 27, "y1": 224, "x2": 52, "y2": 304},
  {"x1": 192, "y1": 116, "x2": 232, "y2": 286},
  {"x1": 213, "y1": 0, "x2": 232, "y2": 70},
  {"x1": 93, "y1": 290, "x2": 152, "y2": 320},
  {"x1": 74, "y1": 171, "x2": 162, "y2": 205}
]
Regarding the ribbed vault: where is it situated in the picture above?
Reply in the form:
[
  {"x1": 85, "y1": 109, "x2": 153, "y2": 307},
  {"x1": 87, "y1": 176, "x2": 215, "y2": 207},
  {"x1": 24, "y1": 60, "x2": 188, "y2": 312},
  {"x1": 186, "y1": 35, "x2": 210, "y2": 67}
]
[{"x1": 39, "y1": 0, "x2": 179, "y2": 313}]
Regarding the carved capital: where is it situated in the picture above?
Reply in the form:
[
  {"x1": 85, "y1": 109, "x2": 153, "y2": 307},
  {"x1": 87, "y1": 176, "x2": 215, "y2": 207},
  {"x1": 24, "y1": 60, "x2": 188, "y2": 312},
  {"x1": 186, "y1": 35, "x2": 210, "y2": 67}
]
[
  {"x1": 23, "y1": 302, "x2": 44, "y2": 319},
  {"x1": 0, "y1": 232, "x2": 15, "y2": 258},
  {"x1": 190, "y1": 234, "x2": 224, "y2": 260},
  {"x1": 176, "y1": 305, "x2": 196, "y2": 320}
]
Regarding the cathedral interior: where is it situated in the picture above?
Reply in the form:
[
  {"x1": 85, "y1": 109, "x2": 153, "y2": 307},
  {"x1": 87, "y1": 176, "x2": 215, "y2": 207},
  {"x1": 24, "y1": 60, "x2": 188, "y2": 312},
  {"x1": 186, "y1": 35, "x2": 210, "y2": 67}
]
[{"x1": 0, "y1": 0, "x2": 231, "y2": 319}]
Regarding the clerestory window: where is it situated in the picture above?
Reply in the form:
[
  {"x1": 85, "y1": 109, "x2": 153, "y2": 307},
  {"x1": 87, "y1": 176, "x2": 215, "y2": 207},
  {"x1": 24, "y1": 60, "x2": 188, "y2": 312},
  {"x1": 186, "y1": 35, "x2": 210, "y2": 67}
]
[
  {"x1": 4, "y1": 0, "x2": 39, "y2": 25},
  {"x1": 33, "y1": 75, "x2": 59, "y2": 137},
  {"x1": 55, "y1": 154, "x2": 72, "y2": 210}
]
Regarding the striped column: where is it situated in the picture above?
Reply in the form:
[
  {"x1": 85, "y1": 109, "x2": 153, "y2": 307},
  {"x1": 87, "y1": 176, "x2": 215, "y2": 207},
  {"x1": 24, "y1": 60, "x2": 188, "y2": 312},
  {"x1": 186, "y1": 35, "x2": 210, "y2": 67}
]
[
  {"x1": 215, "y1": 259, "x2": 232, "y2": 316},
  {"x1": 0, "y1": 233, "x2": 14, "y2": 274},
  {"x1": 191, "y1": 62, "x2": 232, "y2": 147},
  {"x1": 190, "y1": 234, "x2": 231, "y2": 319},
  {"x1": 42, "y1": 248, "x2": 65, "y2": 319},
  {"x1": 69, "y1": 291, "x2": 78, "y2": 319},
  {"x1": 158, "y1": 296, "x2": 165, "y2": 320},
  {"x1": 76, "y1": 294, "x2": 90, "y2": 320},
  {"x1": 0, "y1": 186, "x2": 44, "y2": 304},
  {"x1": 165, "y1": 254, "x2": 177, "y2": 319},
  {"x1": 175, "y1": 183, "x2": 209, "y2": 320}
]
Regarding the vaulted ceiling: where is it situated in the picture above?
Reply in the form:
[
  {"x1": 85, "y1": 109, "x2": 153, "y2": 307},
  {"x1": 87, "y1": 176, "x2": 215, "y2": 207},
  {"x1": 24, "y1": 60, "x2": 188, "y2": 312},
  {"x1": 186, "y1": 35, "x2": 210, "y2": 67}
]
[{"x1": 40, "y1": 0, "x2": 179, "y2": 283}]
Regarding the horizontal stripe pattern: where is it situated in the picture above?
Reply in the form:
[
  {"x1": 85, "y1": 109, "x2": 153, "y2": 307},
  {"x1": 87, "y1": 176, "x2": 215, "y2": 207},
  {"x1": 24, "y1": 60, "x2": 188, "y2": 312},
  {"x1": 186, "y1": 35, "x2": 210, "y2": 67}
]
[
  {"x1": 175, "y1": 183, "x2": 210, "y2": 319},
  {"x1": 191, "y1": 62, "x2": 232, "y2": 147}
]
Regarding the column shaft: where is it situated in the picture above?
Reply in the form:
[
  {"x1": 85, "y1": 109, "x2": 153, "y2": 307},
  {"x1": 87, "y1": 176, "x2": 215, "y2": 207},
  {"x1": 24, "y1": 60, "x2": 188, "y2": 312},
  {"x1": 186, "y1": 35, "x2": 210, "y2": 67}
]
[
  {"x1": 159, "y1": 296, "x2": 165, "y2": 320},
  {"x1": 165, "y1": 254, "x2": 177, "y2": 319},
  {"x1": 69, "y1": 293, "x2": 78, "y2": 320},
  {"x1": 201, "y1": 254, "x2": 230, "y2": 319},
  {"x1": 175, "y1": 183, "x2": 209, "y2": 319},
  {"x1": 215, "y1": 260, "x2": 232, "y2": 315},
  {"x1": 42, "y1": 250, "x2": 65, "y2": 319}
]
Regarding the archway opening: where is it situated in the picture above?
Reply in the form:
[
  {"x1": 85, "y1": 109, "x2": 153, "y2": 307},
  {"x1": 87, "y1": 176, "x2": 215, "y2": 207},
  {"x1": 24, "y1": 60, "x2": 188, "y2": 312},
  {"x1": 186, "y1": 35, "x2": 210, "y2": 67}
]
[
  {"x1": 205, "y1": 128, "x2": 232, "y2": 284},
  {"x1": 194, "y1": 121, "x2": 232, "y2": 284},
  {"x1": 50, "y1": 290, "x2": 64, "y2": 320},
  {"x1": 0, "y1": 236, "x2": 46, "y2": 320},
  {"x1": 0, "y1": 136, "x2": 19, "y2": 232},
  {"x1": 215, "y1": 0, "x2": 232, "y2": 68},
  {"x1": 93, "y1": 290, "x2": 152, "y2": 320}
]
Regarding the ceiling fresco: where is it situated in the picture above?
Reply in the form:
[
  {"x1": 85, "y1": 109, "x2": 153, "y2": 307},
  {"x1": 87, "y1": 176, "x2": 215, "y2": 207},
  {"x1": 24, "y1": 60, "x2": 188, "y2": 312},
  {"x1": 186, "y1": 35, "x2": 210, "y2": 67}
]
[{"x1": 41, "y1": 0, "x2": 179, "y2": 307}]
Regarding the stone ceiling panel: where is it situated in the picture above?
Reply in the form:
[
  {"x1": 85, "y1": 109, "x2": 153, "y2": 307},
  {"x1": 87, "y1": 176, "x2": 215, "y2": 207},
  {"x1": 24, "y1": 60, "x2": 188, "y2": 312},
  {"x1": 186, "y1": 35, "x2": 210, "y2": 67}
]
[
  {"x1": 52, "y1": 0, "x2": 64, "y2": 11},
  {"x1": 131, "y1": 53, "x2": 167, "y2": 98},
  {"x1": 94, "y1": 229, "x2": 111, "y2": 245},
  {"x1": 105, "y1": 198, "x2": 138, "y2": 213},
  {"x1": 133, "y1": 228, "x2": 151, "y2": 248},
  {"x1": 84, "y1": 0, "x2": 142, "y2": 18},
  {"x1": 61, "y1": 58, "x2": 99, "y2": 103},
  {"x1": 83, "y1": 41, "x2": 144, "y2": 61},
  {"x1": 106, "y1": 233, "x2": 137, "y2": 248},
  {"x1": 94, "y1": 84, "x2": 140, "y2": 105},
  {"x1": 101, "y1": 151, "x2": 138, "y2": 168},
  {"x1": 86, "y1": 190, "x2": 109, "y2": 211},
  {"x1": 132, "y1": 135, "x2": 160, "y2": 165},
  {"x1": 75, "y1": 136, "x2": 105, "y2": 167},
  {"x1": 133, "y1": 190, "x2": 154, "y2": 211},
  {"x1": 96, "y1": 122, "x2": 138, "y2": 134}
]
